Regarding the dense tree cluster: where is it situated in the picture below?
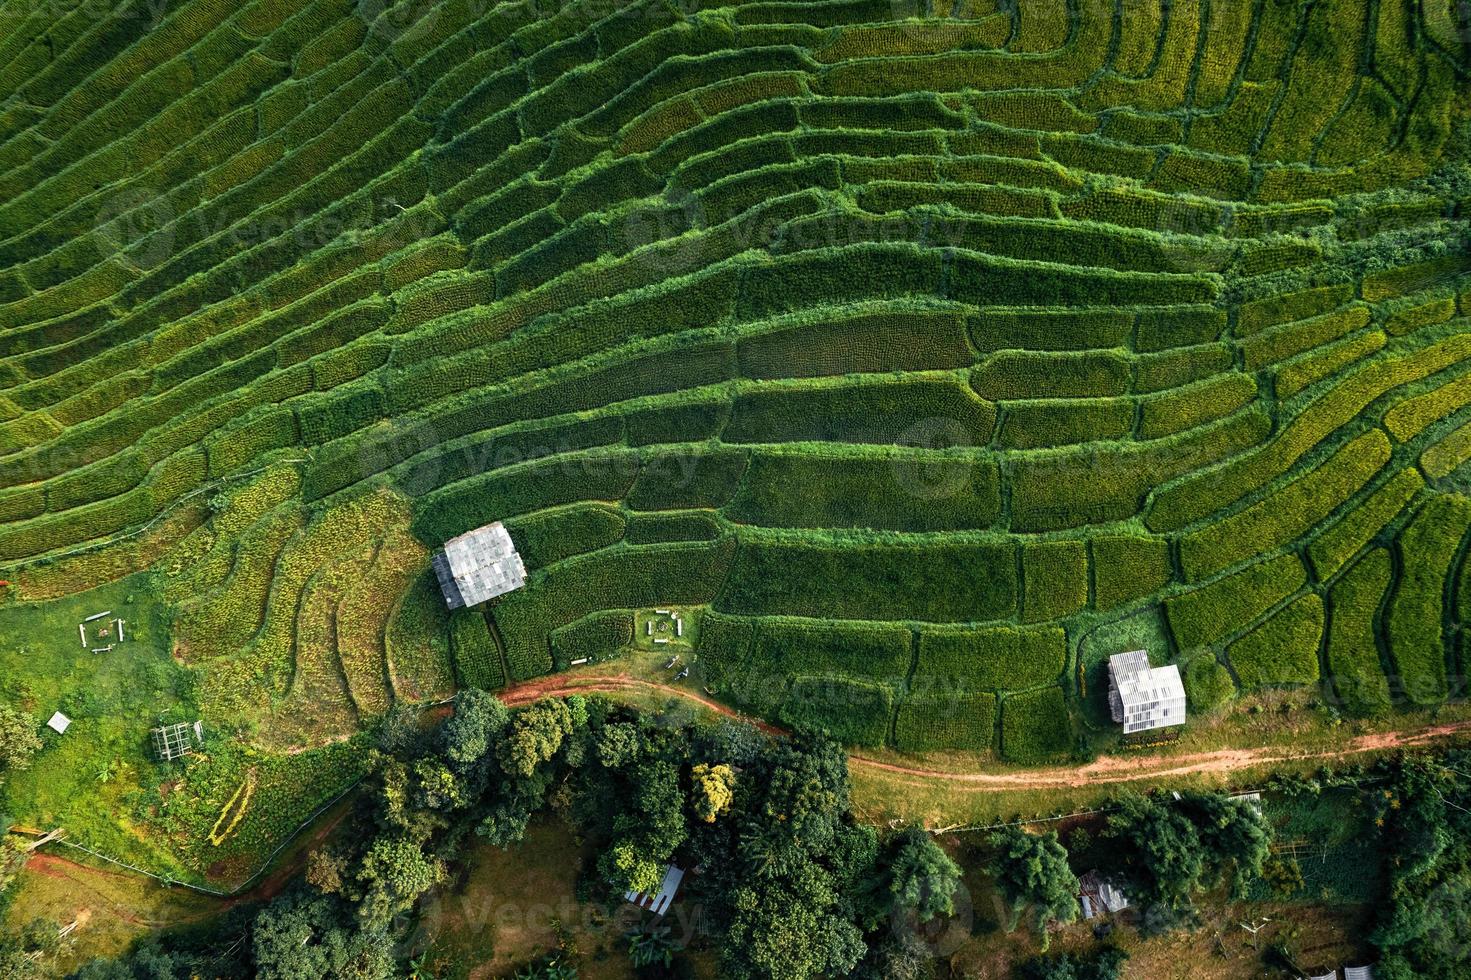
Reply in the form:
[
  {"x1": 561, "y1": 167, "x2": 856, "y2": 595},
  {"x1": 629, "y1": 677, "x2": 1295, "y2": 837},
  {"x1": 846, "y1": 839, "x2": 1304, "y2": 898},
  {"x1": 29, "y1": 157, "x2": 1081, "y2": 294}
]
[
  {"x1": 66, "y1": 692, "x2": 960, "y2": 980},
  {"x1": 1369, "y1": 750, "x2": 1471, "y2": 979},
  {"x1": 1101, "y1": 791, "x2": 1270, "y2": 931}
]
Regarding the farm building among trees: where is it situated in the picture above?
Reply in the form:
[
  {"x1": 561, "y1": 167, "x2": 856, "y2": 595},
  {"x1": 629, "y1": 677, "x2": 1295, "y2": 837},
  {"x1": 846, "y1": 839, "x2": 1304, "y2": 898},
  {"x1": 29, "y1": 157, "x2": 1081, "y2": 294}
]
[
  {"x1": 1107, "y1": 651, "x2": 1187, "y2": 734},
  {"x1": 432, "y1": 522, "x2": 527, "y2": 610}
]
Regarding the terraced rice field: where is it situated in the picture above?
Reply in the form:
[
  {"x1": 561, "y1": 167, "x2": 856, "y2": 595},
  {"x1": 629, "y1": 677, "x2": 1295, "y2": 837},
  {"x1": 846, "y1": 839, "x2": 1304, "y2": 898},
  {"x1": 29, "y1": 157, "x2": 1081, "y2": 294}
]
[{"x1": 0, "y1": 0, "x2": 1469, "y2": 871}]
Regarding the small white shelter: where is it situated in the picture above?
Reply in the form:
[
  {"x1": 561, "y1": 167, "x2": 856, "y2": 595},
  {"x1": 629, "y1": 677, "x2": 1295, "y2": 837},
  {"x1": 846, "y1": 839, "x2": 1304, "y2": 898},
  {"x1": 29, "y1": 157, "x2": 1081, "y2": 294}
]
[
  {"x1": 1107, "y1": 650, "x2": 1187, "y2": 734},
  {"x1": 1344, "y1": 967, "x2": 1375, "y2": 980},
  {"x1": 625, "y1": 864, "x2": 685, "y2": 917},
  {"x1": 46, "y1": 712, "x2": 71, "y2": 734},
  {"x1": 432, "y1": 521, "x2": 526, "y2": 610}
]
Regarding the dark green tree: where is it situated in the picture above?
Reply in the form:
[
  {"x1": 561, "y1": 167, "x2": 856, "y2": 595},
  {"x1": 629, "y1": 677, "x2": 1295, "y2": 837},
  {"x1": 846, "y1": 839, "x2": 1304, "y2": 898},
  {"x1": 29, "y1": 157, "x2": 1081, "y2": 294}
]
[
  {"x1": 878, "y1": 827, "x2": 963, "y2": 926},
  {"x1": 985, "y1": 826, "x2": 1079, "y2": 947}
]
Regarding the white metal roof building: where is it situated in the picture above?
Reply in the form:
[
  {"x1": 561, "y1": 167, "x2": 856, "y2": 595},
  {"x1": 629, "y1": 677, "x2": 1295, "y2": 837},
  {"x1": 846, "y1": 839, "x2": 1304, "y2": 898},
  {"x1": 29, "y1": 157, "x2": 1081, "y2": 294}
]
[
  {"x1": 46, "y1": 712, "x2": 70, "y2": 734},
  {"x1": 1107, "y1": 650, "x2": 1187, "y2": 734},
  {"x1": 625, "y1": 864, "x2": 685, "y2": 917},
  {"x1": 432, "y1": 521, "x2": 526, "y2": 610}
]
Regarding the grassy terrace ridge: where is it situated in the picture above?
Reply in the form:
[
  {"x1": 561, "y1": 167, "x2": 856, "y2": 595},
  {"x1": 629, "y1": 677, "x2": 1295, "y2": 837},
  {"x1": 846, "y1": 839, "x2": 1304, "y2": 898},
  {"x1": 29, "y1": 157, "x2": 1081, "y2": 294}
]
[{"x1": 0, "y1": 0, "x2": 1468, "y2": 888}]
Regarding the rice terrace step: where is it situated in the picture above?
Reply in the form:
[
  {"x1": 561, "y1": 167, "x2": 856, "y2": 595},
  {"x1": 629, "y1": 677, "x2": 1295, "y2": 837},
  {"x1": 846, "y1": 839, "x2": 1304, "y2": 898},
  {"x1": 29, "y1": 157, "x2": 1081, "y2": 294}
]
[{"x1": 0, "y1": 0, "x2": 1467, "y2": 976}]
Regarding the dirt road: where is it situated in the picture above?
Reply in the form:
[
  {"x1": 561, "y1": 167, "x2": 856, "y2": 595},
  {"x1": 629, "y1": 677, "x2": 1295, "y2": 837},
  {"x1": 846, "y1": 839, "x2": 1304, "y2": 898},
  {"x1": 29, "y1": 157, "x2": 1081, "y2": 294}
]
[{"x1": 500, "y1": 674, "x2": 1471, "y2": 791}]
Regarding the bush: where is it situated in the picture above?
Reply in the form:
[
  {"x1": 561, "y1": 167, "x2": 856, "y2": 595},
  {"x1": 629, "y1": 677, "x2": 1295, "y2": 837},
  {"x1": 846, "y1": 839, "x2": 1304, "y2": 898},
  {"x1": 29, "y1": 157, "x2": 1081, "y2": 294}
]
[
  {"x1": 1227, "y1": 595, "x2": 1324, "y2": 689},
  {"x1": 1000, "y1": 687, "x2": 1072, "y2": 763},
  {"x1": 1183, "y1": 656, "x2": 1236, "y2": 713}
]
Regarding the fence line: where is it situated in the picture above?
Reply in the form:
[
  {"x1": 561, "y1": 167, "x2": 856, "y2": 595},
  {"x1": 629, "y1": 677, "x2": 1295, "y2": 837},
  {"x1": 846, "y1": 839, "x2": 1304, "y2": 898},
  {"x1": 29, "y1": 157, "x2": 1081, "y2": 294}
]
[{"x1": 931, "y1": 784, "x2": 1273, "y2": 836}]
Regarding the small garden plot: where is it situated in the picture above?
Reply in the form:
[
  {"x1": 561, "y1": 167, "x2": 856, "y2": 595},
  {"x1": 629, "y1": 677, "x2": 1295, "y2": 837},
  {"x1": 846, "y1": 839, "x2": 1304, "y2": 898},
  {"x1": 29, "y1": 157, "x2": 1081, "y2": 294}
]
[
  {"x1": 1249, "y1": 789, "x2": 1383, "y2": 905},
  {"x1": 999, "y1": 686, "x2": 1073, "y2": 763},
  {"x1": 551, "y1": 610, "x2": 635, "y2": 668},
  {"x1": 894, "y1": 692, "x2": 997, "y2": 752},
  {"x1": 777, "y1": 675, "x2": 894, "y2": 747},
  {"x1": 0, "y1": 574, "x2": 193, "y2": 878},
  {"x1": 1226, "y1": 593, "x2": 1324, "y2": 689}
]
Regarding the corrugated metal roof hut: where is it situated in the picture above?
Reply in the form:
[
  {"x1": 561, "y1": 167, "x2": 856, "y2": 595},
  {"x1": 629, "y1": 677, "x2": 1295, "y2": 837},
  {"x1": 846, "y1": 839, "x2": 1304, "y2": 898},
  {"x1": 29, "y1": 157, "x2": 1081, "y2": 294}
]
[
  {"x1": 625, "y1": 864, "x2": 685, "y2": 917},
  {"x1": 1107, "y1": 650, "x2": 1187, "y2": 734},
  {"x1": 432, "y1": 522, "x2": 527, "y2": 610}
]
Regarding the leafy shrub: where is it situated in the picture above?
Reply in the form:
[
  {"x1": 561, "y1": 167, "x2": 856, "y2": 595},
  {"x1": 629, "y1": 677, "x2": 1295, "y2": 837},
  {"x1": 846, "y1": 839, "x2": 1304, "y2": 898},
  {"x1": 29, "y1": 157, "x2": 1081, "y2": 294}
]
[{"x1": 1183, "y1": 656, "x2": 1236, "y2": 713}]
